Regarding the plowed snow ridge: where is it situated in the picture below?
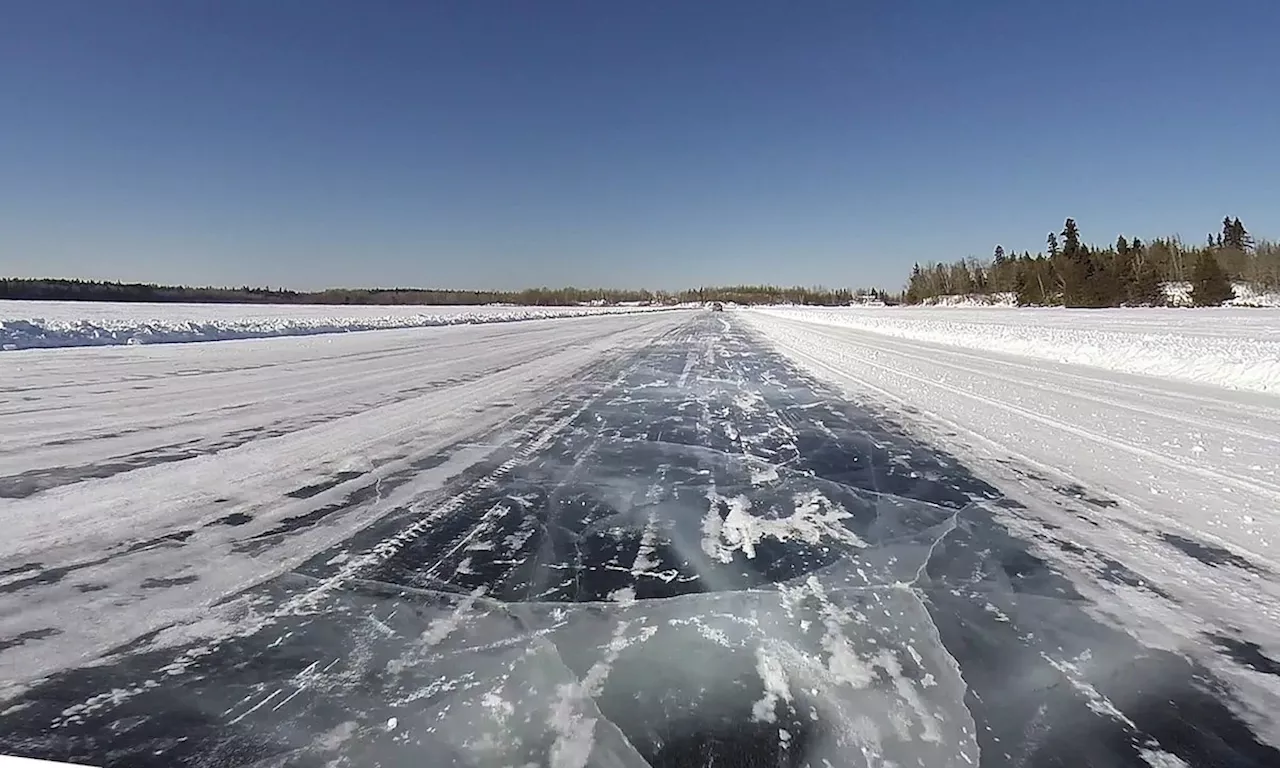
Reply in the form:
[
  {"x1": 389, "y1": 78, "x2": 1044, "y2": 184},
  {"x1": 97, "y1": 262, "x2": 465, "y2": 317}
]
[{"x1": 0, "y1": 300, "x2": 679, "y2": 350}]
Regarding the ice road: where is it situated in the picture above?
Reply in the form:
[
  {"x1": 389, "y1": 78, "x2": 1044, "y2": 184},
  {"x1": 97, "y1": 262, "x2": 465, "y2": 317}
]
[{"x1": 1, "y1": 310, "x2": 1277, "y2": 767}]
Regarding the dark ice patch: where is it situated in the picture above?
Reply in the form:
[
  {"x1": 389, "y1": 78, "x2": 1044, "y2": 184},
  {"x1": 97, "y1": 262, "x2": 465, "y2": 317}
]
[
  {"x1": 123, "y1": 530, "x2": 194, "y2": 554},
  {"x1": 235, "y1": 503, "x2": 348, "y2": 551},
  {"x1": 238, "y1": 465, "x2": 430, "y2": 553},
  {"x1": 211, "y1": 512, "x2": 253, "y2": 527},
  {"x1": 1054, "y1": 538, "x2": 1087, "y2": 554},
  {"x1": 1161, "y1": 533, "x2": 1266, "y2": 574},
  {"x1": 0, "y1": 447, "x2": 197, "y2": 498},
  {"x1": 0, "y1": 627, "x2": 61, "y2": 652},
  {"x1": 0, "y1": 562, "x2": 42, "y2": 579},
  {"x1": 1052, "y1": 482, "x2": 1120, "y2": 508},
  {"x1": 1094, "y1": 554, "x2": 1176, "y2": 601},
  {"x1": 1210, "y1": 634, "x2": 1280, "y2": 676},
  {"x1": 0, "y1": 555, "x2": 113, "y2": 594},
  {"x1": 139, "y1": 575, "x2": 199, "y2": 589},
  {"x1": 285, "y1": 471, "x2": 365, "y2": 500}
]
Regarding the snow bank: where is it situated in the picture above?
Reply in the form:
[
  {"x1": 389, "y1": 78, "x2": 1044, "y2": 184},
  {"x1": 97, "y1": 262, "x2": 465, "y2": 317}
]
[
  {"x1": 0, "y1": 301, "x2": 676, "y2": 351},
  {"x1": 1163, "y1": 282, "x2": 1280, "y2": 308},
  {"x1": 753, "y1": 306, "x2": 1280, "y2": 394},
  {"x1": 919, "y1": 283, "x2": 1280, "y2": 308},
  {"x1": 918, "y1": 292, "x2": 1018, "y2": 308}
]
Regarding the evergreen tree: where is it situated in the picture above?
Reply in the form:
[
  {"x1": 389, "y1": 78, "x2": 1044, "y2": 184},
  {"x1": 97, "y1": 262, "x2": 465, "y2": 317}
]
[
  {"x1": 1013, "y1": 263, "x2": 1036, "y2": 306},
  {"x1": 1047, "y1": 232, "x2": 1059, "y2": 259},
  {"x1": 1116, "y1": 235, "x2": 1129, "y2": 256},
  {"x1": 1127, "y1": 255, "x2": 1163, "y2": 306},
  {"x1": 1222, "y1": 216, "x2": 1252, "y2": 250},
  {"x1": 1094, "y1": 249, "x2": 1125, "y2": 306},
  {"x1": 1231, "y1": 217, "x2": 1253, "y2": 251},
  {"x1": 905, "y1": 264, "x2": 925, "y2": 304},
  {"x1": 1189, "y1": 252, "x2": 1235, "y2": 306},
  {"x1": 1014, "y1": 255, "x2": 1048, "y2": 305},
  {"x1": 1056, "y1": 218, "x2": 1097, "y2": 306},
  {"x1": 1061, "y1": 218, "x2": 1082, "y2": 257},
  {"x1": 990, "y1": 246, "x2": 1015, "y2": 292}
]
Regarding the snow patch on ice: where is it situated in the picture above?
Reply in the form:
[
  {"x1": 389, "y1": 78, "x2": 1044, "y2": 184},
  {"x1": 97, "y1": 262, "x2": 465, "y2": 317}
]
[
  {"x1": 752, "y1": 647, "x2": 793, "y2": 722},
  {"x1": 606, "y1": 587, "x2": 636, "y2": 605},
  {"x1": 748, "y1": 459, "x2": 781, "y2": 486},
  {"x1": 1139, "y1": 747, "x2": 1191, "y2": 768},
  {"x1": 702, "y1": 488, "x2": 867, "y2": 564}
]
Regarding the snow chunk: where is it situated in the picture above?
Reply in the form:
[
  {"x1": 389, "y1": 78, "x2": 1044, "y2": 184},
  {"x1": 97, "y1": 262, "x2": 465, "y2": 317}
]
[{"x1": 702, "y1": 489, "x2": 867, "y2": 564}]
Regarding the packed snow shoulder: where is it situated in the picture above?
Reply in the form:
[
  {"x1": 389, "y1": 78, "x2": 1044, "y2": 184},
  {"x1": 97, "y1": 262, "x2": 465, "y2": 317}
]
[{"x1": 752, "y1": 305, "x2": 1280, "y2": 393}]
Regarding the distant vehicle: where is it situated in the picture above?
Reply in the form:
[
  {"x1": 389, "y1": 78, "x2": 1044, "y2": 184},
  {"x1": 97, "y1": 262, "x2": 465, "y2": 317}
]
[{"x1": 710, "y1": 302, "x2": 724, "y2": 312}]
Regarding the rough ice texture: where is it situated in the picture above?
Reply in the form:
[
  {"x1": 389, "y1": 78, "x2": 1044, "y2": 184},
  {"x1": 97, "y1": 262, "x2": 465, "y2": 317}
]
[
  {"x1": 751, "y1": 305, "x2": 1280, "y2": 393},
  {"x1": 0, "y1": 300, "x2": 677, "y2": 350}
]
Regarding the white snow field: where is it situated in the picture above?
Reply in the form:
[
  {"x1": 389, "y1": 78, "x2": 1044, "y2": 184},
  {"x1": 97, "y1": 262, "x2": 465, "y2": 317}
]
[
  {"x1": 746, "y1": 309, "x2": 1280, "y2": 743},
  {"x1": 0, "y1": 311, "x2": 687, "y2": 698},
  {"x1": 754, "y1": 305, "x2": 1280, "y2": 393},
  {"x1": 0, "y1": 299, "x2": 674, "y2": 350}
]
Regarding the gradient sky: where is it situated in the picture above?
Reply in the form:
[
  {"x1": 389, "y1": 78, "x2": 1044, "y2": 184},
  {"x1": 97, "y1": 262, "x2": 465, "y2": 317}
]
[{"x1": 2, "y1": 1, "x2": 1277, "y2": 291}]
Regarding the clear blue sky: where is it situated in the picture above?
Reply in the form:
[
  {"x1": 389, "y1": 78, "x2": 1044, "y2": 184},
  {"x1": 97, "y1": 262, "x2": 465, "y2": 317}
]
[{"x1": 2, "y1": 1, "x2": 1277, "y2": 291}]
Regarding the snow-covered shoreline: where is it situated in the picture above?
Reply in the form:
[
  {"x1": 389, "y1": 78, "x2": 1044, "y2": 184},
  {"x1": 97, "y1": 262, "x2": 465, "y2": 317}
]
[
  {"x1": 752, "y1": 306, "x2": 1280, "y2": 394},
  {"x1": 907, "y1": 282, "x2": 1280, "y2": 308},
  {"x1": 0, "y1": 300, "x2": 679, "y2": 350}
]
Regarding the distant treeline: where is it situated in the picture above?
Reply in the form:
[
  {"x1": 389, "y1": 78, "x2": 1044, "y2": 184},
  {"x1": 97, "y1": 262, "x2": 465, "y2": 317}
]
[
  {"x1": 905, "y1": 216, "x2": 1279, "y2": 307},
  {"x1": 0, "y1": 280, "x2": 658, "y2": 306},
  {"x1": 0, "y1": 278, "x2": 887, "y2": 307},
  {"x1": 678, "y1": 285, "x2": 894, "y2": 306}
]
